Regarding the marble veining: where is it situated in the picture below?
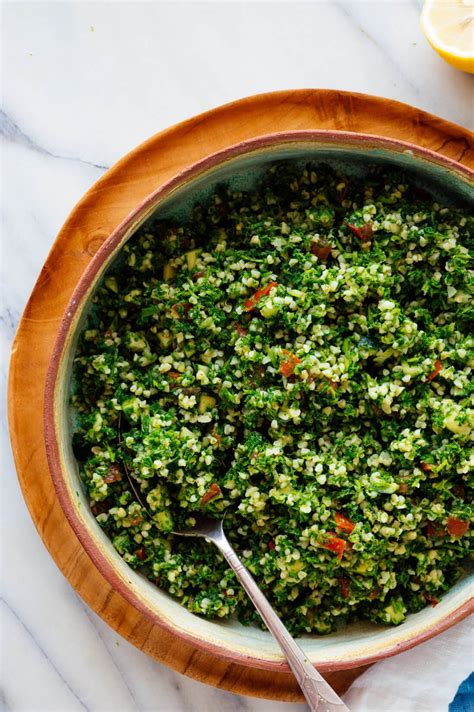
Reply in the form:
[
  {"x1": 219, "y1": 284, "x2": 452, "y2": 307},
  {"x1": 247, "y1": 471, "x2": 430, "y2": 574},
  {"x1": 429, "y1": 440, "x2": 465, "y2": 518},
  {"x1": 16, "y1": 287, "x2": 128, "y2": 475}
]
[
  {"x1": 2, "y1": 2, "x2": 472, "y2": 710},
  {"x1": 1, "y1": 108, "x2": 109, "y2": 171}
]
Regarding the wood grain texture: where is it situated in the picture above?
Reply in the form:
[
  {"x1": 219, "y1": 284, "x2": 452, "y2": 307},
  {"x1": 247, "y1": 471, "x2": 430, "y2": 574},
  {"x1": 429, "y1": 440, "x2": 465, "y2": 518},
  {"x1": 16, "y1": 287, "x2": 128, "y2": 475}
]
[{"x1": 8, "y1": 90, "x2": 474, "y2": 702}]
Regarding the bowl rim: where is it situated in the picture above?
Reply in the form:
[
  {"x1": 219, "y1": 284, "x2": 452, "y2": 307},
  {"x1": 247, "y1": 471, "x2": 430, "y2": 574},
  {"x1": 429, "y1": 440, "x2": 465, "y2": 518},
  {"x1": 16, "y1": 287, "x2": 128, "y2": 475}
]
[{"x1": 44, "y1": 129, "x2": 474, "y2": 672}]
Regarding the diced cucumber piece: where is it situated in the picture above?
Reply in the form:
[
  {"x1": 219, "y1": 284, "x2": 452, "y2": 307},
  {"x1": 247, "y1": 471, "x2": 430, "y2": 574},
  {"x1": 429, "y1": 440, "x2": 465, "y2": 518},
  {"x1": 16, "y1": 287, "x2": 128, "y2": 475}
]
[
  {"x1": 105, "y1": 276, "x2": 119, "y2": 293},
  {"x1": 163, "y1": 263, "x2": 177, "y2": 282},
  {"x1": 154, "y1": 510, "x2": 174, "y2": 533},
  {"x1": 185, "y1": 249, "x2": 201, "y2": 270},
  {"x1": 157, "y1": 331, "x2": 173, "y2": 349},
  {"x1": 199, "y1": 394, "x2": 216, "y2": 413},
  {"x1": 261, "y1": 303, "x2": 279, "y2": 318}
]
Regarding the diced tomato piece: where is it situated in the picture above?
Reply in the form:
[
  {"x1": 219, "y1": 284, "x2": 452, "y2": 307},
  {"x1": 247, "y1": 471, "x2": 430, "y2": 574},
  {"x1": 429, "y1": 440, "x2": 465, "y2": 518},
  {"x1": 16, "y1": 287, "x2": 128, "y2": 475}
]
[
  {"x1": 426, "y1": 523, "x2": 444, "y2": 538},
  {"x1": 129, "y1": 515, "x2": 142, "y2": 527},
  {"x1": 134, "y1": 547, "x2": 146, "y2": 561},
  {"x1": 339, "y1": 577, "x2": 350, "y2": 599},
  {"x1": 424, "y1": 593, "x2": 440, "y2": 607},
  {"x1": 192, "y1": 271, "x2": 205, "y2": 282},
  {"x1": 200, "y1": 483, "x2": 222, "y2": 507},
  {"x1": 347, "y1": 223, "x2": 373, "y2": 241},
  {"x1": 235, "y1": 324, "x2": 248, "y2": 337},
  {"x1": 268, "y1": 540, "x2": 276, "y2": 551},
  {"x1": 338, "y1": 183, "x2": 348, "y2": 203},
  {"x1": 427, "y1": 359, "x2": 442, "y2": 381},
  {"x1": 169, "y1": 371, "x2": 181, "y2": 380},
  {"x1": 91, "y1": 501, "x2": 109, "y2": 516},
  {"x1": 172, "y1": 303, "x2": 192, "y2": 319},
  {"x1": 398, "y1": 483, "x2": 409, "y2": 494},
  {"x1": 310, "y1": 243, "x2": 332, "y2": 261},
  {"x1": 447, "y1": 517, "x2": 469, "y2": 537},
  {"x1": 104, "y1": 464, "x2": 123, "y2": 484},
  {"x1": 369, "y1": 588, "x2": 380, "y2": 600},
  {"x1": 210, "y1": 430, "x2": 221, "y2": 448},
  {"x1": 280, "y1": 349, "x2": 301, "y2": 377},
  {"x1": 244, "y1": 282, "x2": 278, "y2": 311},
  {"x1": 325, "y1": 377, "x2": 338, "y2": 391},
  {"x1": 322, "y1": 534, "x2": 347, "y2": 560},
  {"x1": 420, "y1": 462, "x2": 433, "y2": 472},
  {"x1": 335, "y1": 512, "x2": 355, "y2": 533},
  {"x1": 452, "y1": 484, "x2": 465, "y2": 499},
  {"x1": 256, "y1": 364, "x2": 266, "y2": 378}
]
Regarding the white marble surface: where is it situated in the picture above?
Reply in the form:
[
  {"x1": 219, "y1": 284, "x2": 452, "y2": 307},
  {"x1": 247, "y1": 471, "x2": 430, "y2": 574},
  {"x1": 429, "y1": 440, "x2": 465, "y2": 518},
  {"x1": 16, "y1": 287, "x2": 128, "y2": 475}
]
[{"x1": 1, "y1": 2, "x2": 472, "y2": 711}]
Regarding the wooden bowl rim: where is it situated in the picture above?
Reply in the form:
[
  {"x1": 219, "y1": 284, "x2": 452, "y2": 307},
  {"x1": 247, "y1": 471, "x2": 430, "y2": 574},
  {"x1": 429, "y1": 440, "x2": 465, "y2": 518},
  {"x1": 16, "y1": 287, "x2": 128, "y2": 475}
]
[{"x1": 44, "y1": 128, "x2": 473, "y2": 673}]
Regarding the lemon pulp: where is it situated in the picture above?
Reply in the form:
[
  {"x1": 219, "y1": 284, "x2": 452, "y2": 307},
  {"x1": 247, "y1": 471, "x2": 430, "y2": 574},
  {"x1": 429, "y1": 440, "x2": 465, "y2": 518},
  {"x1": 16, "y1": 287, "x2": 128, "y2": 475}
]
[{"x1": 421, "y1": 0, "x2": 474, "y2": 73}]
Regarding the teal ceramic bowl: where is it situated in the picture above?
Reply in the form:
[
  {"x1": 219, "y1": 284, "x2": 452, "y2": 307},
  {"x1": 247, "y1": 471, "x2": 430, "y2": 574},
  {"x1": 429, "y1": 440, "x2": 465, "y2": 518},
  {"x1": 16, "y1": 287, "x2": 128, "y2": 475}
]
[{"x1": 45, "y1": 131, "x2": 473, "y2": 672}]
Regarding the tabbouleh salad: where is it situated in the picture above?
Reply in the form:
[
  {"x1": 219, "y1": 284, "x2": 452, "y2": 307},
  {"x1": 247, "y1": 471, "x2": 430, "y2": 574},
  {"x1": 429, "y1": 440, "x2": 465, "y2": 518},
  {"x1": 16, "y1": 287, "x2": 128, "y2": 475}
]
[{"x1": 72, "y1": 163, "x2": 473, "y2": 635}]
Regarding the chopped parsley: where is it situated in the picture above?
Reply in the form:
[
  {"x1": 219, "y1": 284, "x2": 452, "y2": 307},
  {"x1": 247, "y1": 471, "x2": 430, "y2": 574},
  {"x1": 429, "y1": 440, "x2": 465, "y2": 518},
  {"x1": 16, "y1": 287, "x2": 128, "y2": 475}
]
[{"x1": 72, "y1": 163, "x2": 473, "y2": 635}]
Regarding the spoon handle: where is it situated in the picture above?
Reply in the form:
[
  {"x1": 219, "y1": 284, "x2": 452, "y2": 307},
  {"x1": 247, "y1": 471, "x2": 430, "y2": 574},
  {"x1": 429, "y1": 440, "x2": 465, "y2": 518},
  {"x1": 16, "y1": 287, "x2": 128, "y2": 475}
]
[{"x1": 215, "y1": 535, "x2": 350, "y2": 712}]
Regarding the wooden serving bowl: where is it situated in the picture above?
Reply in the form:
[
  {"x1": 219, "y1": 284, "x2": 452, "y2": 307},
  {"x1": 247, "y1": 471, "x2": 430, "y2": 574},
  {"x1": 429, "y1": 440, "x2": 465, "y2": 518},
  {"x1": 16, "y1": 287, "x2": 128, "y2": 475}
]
[{"x1": 42, "y1": 130, "x2": 473, "y2": 674}]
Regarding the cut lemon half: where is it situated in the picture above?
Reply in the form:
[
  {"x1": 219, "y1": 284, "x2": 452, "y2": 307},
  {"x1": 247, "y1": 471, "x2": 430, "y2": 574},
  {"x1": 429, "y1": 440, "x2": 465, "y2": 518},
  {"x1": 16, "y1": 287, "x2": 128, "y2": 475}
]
[{"x1": 421, "y1": 0, "x2": 474, "y2": 73}]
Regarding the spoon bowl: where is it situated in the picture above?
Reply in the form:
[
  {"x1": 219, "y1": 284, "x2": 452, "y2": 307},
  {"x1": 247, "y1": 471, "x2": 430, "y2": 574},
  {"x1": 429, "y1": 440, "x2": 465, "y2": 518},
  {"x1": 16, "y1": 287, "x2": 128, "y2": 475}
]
[{"x1": 174, "y1": 514, "x2": 350, "y2": 711}]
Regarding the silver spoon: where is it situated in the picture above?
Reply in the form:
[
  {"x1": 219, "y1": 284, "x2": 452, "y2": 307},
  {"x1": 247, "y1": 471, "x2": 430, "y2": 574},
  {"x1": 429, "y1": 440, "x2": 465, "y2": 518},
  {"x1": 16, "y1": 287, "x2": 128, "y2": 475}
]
[
  {"x1": 118, "y1": 434, "x2": 350, "y2": 711},
  {"x1": 174, "y1": 515, "x2": 351, "y2": 712}
]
